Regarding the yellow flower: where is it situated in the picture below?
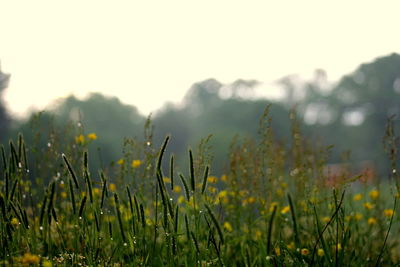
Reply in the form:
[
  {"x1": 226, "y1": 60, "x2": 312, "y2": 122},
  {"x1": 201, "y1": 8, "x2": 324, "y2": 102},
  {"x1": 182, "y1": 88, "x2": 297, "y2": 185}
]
[
  {"x1": 368, "y1": 217, "x2": 377, "y2": 225},
  {"x1": 223, "y1": 221, "x2": 233, "y2": 232},
  {"x1": 269, "y1": 202, "x2": 278, "y2": 212},
  {"x1": 242, "y1": 196, "x2": 256, "y2": 206},
  {"x1": 221, "y1": 174, "x2": 228, "y2": 182},
  {"x1": 163, "y1": 177, "x2": 171, "y2": 183},
  {"x1": 354, "y1": 212, "x2": 363, "y2": 221},
  {"x1": 117, "y1": 159, "x2": 125, "y2": 165},
  {"x1": 333, "y1": 243, "x2": 342, "y2": 251},
  {"x1": 363, "y1": 202, "x2": 374, "y2": 210},
  {"x1": 60, "y1": 191, "x2": 68, "y2": 199},
  {"x1": 301, "y1": 248, "x2": 309, "y2": 256},
  {"x1": 22, "y1": 253, "x2": 40, "y2": 264},
  {"x1": 208, "y1": 186, "x2": 217, "y2": 194},
  {"x1": 218, "y1": 190, "x2": 228, "y2": 198},
  {"x1": 75, "y1": 134, "x2": 85, "y2": 144},
  {"x1": 177, "y1": 195, "x2": 185, "y2": 204},
  {"x1": 317, "y1": 249, "x2": 324, "y2": 256},
  {"x1": 207, "y1": 176, "x2": 218, "y2": 183},
  {"x1": 384, "y1": 209, "x2": 394, "y2": 217},
  {"x1": 43, "y1": 260, "x2": 53, "y2": 267},
  {"x1": 281, "y1": 205, "x2": 290, "y2": 214},
  {"x1": 322, "y1": 216, "x2": 330, "y2": 223},
  {"x1": 109, "y1": 183, "x2": 117, "y2": 192},
  {"x1": 173, "y1": 185, "x2": 182, "y2": 193},
  {"x1": 87, "y1": 133, "x2": 97, "y2": 140},
  {"x1": 369, "y1": 189, "x2": 379, "y2": 200},
  {"x1": 353, "y1": 193, "x2": 363, "y2": 201},
  {"x1": 287, "y1": 242, "x2": 295, "y2": 250},
  {"x1": 132, "y1": 160, "x2": 141, "y2": 168},
  {"x1": 11, "y1": 217, "x2": 19, "y2": 227},
  {"x1": 93, "y1": 188, "x2": 101, "y2": 196},
  {"x1": 274, "y1": 247, "x2": 281, "y2": 256},
  {"x1": 253, "y1": 230, "x2": 262, "y2": 241}
]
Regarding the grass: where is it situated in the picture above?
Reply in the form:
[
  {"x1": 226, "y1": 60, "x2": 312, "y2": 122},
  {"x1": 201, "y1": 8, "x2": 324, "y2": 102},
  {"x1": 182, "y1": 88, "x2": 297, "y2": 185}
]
[{"x1": 0, "y1": 107, "x2": 399, "y2": 266}]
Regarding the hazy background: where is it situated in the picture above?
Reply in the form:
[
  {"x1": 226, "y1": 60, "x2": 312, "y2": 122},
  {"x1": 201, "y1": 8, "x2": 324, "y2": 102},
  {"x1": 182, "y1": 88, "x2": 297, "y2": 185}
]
[{"x1": 1, "y1": 0, "x2": 400, "y2": 176}]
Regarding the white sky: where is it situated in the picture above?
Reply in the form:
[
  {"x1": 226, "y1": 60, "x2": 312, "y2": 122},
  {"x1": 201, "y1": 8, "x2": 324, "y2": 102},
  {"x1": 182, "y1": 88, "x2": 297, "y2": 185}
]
[{"x1": 0, "y1": 0, "x2": 399, "y2": 118}]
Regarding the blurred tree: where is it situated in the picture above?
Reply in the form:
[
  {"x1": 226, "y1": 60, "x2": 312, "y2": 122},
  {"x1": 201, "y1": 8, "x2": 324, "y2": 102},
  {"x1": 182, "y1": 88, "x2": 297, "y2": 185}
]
[{"x1": 0, "y1": 63, "x2": 10, "y2": 141}]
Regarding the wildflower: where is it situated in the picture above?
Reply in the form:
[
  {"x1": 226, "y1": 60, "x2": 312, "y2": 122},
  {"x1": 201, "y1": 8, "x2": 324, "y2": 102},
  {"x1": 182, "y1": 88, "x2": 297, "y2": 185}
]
[
  {"x1": 354, "y1": 212, "x2": 363, "y2": 221},
  {"x1": 43, "y1": 260, "x2": 53, "y2": 267},
  {"x1": 117, "y1": 159, "x2": 124, "y2": 165},
  {"x1": 269, "y1": 202, "x2": 279, "y2": 212},
  {"x1": 75, "y1": 134, "x2": 85, "y2": 144},
  {"x1": 368, "y1": 217, "x2": 377, "y2": 225},
  {"x1": 353, "y1": 193, "x2": 363, "y2": 201},
  {"x1": 87, "y1": 133, "x2": 97, "y2": 140},
  {"x1": 60, "y1": 192, "x2": 68, "y2": 199},
  {"x1": 218, "y1": 190, "x2": 228, "y2": 198},
  {"x1": 11, "y1": 217, "x2": 19, "y2": 227},
  {"x1": 274, "y1": 247, "x2": 281, "y2": 256},
  {"x1": 317, "y1": 249, "x2": 324, "y2": 256},
  {"x1": 363, "y1": 202, "x2": 374, "y2": 210},
  {"x1": 207, "y1": 176, "x2": 218, "y2": 183},
  {"x1": 254, "y1": 230, "x2": 262, "y2": 241},
  {"x1": 177, "y1": 195, "x2": 185, "y2": 204},
  {"x1": 22, "y1": 253, "x2": 40, "y2": 265},
  {"x1": 221, "y1": 174, "x2": 228, "y2": 182},
  {"x1": 287, "y1": 242, "x2": 295, "y2": 250},
  {"x1": 333, "y1": 243, "x2": 342, "y2": 251},
  {"x1": 109, "y1": 183, "x2": 117, "y2": 192},
  {"x1": 163, "y1": 177, "x2": 171, "y2": 183},
  {"x1": 301, "y1": 248, "x2": 310, "y2": 256},
  {"x1": 173, "y1": 185, "x2": 182, "y2": 193},
  {"x1": 223, "y1": 221, "x2": 233, "y2": 232},
  {"x1": 369, "y1": 189, "x2": 379, "y2": 200},
  {"x1": 242, "y1": 196, "x2": 256, "y2": 206},
  {"x1": 322, "y1": 216, "x2": 330, "y2": 223},
  {"x1": 93, "y1": 188, "x2": 101, "y2": 196},
  {"x1": 208, "y1": 186, "x2": 217, "y2": 194},
  {"x1": 384, "y1": 209, "x2": 394, "y2": 217},
  {"x1": 132, "y1": 160, "x2": 141, "y2": 168},
  {"x1": 281, "y1": 205, "x2": 290, "y2": 214}
]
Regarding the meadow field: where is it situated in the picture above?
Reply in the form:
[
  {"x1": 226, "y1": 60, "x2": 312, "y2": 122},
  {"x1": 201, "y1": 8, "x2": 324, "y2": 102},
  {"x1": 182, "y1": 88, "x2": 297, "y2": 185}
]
[{"x1": 0, "y1": 108, "x2": 399, "y2": 266}]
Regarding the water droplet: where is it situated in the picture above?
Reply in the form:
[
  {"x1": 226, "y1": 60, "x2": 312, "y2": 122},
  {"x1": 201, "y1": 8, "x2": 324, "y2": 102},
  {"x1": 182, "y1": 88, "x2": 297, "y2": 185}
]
[{"x1": 39, "y1": 226, "x2": 43, "y2": 231}]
